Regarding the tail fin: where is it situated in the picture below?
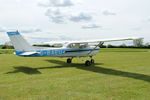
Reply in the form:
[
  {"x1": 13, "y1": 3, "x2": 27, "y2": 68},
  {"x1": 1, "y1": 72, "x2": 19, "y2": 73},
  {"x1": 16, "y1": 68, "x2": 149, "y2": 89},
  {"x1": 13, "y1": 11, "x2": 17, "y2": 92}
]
[{"x1": 7, "y1": 31, "x2": 34, "y2": 51}]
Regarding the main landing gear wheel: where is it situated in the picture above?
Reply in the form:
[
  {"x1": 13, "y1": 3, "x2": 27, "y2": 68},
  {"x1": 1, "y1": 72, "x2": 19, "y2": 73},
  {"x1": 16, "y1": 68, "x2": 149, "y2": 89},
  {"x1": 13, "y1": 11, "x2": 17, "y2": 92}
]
[
  {"x1": 67, "y1": 58, "x2": 72, "y2": 63},
  {"x1": 85, "y1": 60, "x2": 91, "y2": 66},
  {"x1": 91, "y1": 59, "x2": 94, "y2": 64}
]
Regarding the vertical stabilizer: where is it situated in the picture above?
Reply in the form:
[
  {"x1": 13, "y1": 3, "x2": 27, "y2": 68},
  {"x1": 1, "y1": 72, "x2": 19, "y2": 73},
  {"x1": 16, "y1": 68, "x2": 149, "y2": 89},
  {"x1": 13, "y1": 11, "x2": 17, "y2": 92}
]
[{"x1": 7, "y1": 31, "x2": 34, "y2": 51}]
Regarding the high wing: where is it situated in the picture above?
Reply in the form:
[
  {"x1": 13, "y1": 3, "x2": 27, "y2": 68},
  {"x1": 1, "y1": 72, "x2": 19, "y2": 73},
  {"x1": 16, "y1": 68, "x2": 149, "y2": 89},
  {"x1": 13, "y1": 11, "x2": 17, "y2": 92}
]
[
  {"x1": 67, "y1": 37, "x2": 143, "y2": 44},
  {"x1": 43, "y1": 37, "x2": 143, "y2": 45}
]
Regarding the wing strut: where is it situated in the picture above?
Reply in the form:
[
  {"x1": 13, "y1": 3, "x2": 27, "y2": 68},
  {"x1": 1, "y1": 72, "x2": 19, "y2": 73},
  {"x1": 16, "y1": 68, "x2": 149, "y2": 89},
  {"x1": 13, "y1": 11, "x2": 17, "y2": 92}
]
[{"x1": 88, "y1": 42, "x2": 104, "y2": 56}]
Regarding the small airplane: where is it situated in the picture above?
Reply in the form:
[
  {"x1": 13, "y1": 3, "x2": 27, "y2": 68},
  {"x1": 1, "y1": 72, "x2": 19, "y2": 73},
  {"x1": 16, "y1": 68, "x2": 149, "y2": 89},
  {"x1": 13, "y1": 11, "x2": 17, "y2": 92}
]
[{"x1": 7, "y1": 30, "x2": 142, "y2": 66}]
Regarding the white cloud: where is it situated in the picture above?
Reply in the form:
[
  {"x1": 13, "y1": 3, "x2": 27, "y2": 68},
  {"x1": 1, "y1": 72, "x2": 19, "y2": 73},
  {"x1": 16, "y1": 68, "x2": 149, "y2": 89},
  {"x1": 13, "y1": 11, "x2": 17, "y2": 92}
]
[
  {"x1": 131, "y1": 27, "x2": 142, "y2": 31},
  {"x1": 50, "y1": 0, "x2": 74, "y2": 7},
  {"x1": 69, "y1": 12, "x2": 93, "y2": 22},
  {"x1": 0, "y1": 26, "x2": 6, "y2": 32},
  {"x1": 45, "y1": 8, "x2": 94, "y2": 23},
  {"x1": 102, "y1": 10, "x2": 116, "y2": 16},
  {"x1": 16, "y1": 0, "x2": 21, "y2": 3},
  {"x1": 38, "y1": 0, "x2": 75, "y2": 7},
  {"x1": 20, "y1": 28, "x2": 42, "y2": 33},
  {"x1": 147, "y1": 17, "x2": 150, "y2": 22},
  {"x1": 26, "y1": 31, "x2": 74, "y2": 44},
  {"x1": 40, "y1": 0, "x2": 94, "y2": 24},
  {"x1": 141, "y1": 17, "x2": 150, "y2": 23},
  {"x1": 81, "y1": 23, "x2": 101, "y2": 29},
  {"x1": 45, "y1": 8, "x2": 67, "y2": 24}
]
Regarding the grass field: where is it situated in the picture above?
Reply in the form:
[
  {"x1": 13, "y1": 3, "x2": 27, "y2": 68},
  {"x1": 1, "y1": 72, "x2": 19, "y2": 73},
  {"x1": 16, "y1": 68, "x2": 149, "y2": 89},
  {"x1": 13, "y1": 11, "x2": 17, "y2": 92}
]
[
  {"x1": 0, "y1": 49, "x2": 14, "y2": 54},
  {"x1": 0, "y1": 48, "x2": 150, "y2": 100}
]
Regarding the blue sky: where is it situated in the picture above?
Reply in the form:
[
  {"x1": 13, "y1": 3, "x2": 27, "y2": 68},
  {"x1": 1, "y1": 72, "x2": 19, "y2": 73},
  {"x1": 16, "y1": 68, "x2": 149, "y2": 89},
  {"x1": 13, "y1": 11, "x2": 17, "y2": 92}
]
[{"x1": 0, "y1": 0, "x2": 150, "y2": 44}]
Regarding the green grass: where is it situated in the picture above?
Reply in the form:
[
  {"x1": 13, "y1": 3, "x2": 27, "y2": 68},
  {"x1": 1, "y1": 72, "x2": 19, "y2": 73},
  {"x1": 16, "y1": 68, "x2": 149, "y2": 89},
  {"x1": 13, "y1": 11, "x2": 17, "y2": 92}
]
[
  {"x1": 0, "y1": 49, "x2": 14, "y2": 54},
  {"x1": 0, "y1": 48, "x2": 150, "y2": 100}
]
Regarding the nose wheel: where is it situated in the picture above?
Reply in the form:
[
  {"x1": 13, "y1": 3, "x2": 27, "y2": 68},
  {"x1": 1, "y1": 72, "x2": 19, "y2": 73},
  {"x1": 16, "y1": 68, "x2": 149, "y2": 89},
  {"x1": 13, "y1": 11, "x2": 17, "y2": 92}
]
[
  {"x1": 67, "y1": 58, "x2": 72, "y2": 63},
  {"x1": 67, "y1": 57, "x2": 73, "y2": 63},
  {"x1": 85, "y1": 60, "x2": 91, "y2": 66},
  {"x1": 85, "y1": 57, "x2": 94, "y2": 66}
]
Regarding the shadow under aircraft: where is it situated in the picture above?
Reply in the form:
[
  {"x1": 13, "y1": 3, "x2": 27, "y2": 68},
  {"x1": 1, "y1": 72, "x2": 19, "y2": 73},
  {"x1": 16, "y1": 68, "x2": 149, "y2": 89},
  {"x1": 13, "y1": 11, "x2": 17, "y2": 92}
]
[{"x1": 6, "y1": 59, "x2": 150, "y2": 83}]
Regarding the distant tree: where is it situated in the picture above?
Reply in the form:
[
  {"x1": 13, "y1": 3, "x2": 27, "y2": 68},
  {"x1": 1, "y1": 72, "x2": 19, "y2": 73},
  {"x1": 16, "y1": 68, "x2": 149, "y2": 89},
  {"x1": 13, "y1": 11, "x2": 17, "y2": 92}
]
[
  {"x1": 107, "y1": 44, "x2": 114, "y2": 48},
  {"x1": 119, "y1": 43, "x2": 127, "y2": 48},
  {"x1": 1, "y1": 45, "x2": 14, "y2": 49},
  {"x1": 144, "y1": 43, "x2": 150, "y2": 48},
  {"x1": 145, "y1": 43, "x2": 149, "y2": 46},
  {"x1": 1, "y1": 41, "x2": 14, "y2": 49},
  {"x1": 1, "y1": 45, "x2": 6, "y2": 49},
  {"x1": 133, "y1": 38, "x2": 143, "y2": 47}
]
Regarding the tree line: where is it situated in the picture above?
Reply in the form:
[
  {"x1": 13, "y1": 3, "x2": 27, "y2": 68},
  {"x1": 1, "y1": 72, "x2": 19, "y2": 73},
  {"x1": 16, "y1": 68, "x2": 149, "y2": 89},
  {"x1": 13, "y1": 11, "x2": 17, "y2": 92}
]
[
  {"x1": 1, "y1": 43, "x2": 150, "y2": 49},
  {"x1": 99, "y1": 43, "x2": 150, "y2": 48}
]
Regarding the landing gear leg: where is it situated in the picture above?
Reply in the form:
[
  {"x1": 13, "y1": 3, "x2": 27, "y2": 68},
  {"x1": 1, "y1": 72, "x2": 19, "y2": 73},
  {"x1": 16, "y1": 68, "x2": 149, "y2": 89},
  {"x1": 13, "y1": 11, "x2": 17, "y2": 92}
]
[{"x1": 90, "y1": 56, "x2": 94, "y2": 64}]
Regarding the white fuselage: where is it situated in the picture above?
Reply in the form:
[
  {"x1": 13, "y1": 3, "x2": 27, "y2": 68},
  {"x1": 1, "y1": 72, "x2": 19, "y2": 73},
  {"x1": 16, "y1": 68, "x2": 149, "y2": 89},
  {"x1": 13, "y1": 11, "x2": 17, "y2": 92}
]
[{"x1": 15, "y1": 47, "x2": 100, "y2": 57}]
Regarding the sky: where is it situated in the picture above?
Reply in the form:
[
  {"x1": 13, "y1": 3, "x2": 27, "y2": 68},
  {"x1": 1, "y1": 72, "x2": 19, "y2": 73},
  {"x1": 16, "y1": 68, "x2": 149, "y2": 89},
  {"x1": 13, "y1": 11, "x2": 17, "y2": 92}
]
[{"x1": 0, "y1": 0, "x2": 150, "y2": 45}]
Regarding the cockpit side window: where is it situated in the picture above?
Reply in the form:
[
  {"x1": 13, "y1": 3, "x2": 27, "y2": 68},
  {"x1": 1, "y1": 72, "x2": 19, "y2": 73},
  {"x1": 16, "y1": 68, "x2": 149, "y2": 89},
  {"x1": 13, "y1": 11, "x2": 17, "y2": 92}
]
[
  {"x1": 67, "y1": 43, "x2": 88, "y2": 48},
  {"x1": 79, "y1": 43, "x2": 88, "y2": 48}
]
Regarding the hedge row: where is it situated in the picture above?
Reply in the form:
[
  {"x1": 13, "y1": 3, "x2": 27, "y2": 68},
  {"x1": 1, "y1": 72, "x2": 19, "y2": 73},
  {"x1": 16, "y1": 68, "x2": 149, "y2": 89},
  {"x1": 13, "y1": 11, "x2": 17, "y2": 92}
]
[{"x1": 100, "y1": 45, "x2": 150, "y2": 48}]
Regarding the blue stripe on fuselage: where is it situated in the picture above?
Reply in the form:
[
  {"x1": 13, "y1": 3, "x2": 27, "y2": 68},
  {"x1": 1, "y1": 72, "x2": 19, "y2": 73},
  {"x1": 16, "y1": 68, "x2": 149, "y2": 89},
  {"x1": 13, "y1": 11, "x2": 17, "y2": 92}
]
[
  {"x1": 40, "y1": 49, "x2": 66, "y2": 56},
  {"x1": 15, "y1": 48, "x2": 100, "y2": 57}
]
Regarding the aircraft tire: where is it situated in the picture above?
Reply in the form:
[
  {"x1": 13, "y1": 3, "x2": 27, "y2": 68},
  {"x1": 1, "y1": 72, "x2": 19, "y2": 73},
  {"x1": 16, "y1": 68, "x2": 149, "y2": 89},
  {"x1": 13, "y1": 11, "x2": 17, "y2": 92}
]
[
  {"x1": 85, "y1": 60, "x2": 91, "y2": 66},
  {"x1": 67, "y1": 58, "x2": 72, "y2": 63}
]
